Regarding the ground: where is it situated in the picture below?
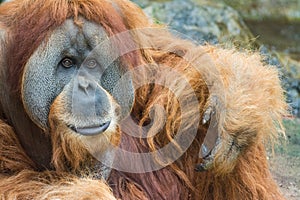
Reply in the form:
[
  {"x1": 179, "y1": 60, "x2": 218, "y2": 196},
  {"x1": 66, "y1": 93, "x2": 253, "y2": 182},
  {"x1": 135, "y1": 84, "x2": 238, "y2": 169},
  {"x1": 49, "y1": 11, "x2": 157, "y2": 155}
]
[{"x1": 269, "y1": 118, "x2": 300, "y2": 200}]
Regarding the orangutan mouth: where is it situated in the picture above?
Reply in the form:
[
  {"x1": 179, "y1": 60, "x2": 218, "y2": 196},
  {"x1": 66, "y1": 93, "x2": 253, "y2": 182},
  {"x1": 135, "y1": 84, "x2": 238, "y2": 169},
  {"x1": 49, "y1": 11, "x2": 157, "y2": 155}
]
[{"x1": 69, "y1": 121, "x2": 111, "y2": 136}]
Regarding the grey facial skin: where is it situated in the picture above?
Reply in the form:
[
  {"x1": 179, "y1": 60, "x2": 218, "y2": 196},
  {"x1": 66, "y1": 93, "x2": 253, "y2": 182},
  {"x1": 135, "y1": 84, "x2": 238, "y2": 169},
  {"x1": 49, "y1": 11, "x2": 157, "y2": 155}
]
[{"x1": 22, "y1": 18, "x2": 134, "y2": 133}]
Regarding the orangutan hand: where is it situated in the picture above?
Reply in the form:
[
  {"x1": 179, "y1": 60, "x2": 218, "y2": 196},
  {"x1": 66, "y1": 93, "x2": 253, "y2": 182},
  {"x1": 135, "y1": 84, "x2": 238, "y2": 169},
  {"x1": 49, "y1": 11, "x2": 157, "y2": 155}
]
[
  {"x1": 193, "y1": 48, "x2": 286, "y2": 174},
  {"x1": 195, "y1": 96, "x2": 245, "y2": 174}
]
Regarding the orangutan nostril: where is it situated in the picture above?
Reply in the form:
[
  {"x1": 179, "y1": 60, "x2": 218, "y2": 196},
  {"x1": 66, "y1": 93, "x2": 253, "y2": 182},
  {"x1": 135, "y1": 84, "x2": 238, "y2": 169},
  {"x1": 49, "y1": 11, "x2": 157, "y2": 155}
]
[{"x1": 78, "y1": 75, "x2": 90, "y2": 90}]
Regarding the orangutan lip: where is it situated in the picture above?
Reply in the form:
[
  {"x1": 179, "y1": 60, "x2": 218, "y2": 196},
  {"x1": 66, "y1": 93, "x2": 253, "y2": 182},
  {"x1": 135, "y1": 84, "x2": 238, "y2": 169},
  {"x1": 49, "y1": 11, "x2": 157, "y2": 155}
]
[{"x1": 70, "y1": 121, "x2": 111, "y2": 136}]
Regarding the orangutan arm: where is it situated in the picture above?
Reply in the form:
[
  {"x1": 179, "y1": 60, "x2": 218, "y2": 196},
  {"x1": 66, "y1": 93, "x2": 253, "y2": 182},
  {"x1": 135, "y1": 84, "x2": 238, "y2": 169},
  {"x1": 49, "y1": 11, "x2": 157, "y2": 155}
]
[
  {"x1": 195, "y1": 46, "x2": 286, "y2": 174},
  {"x1": 0, "y1": 170, "x2": 116, "y2": 200},
  {"x1": 0, "y1": 120, "x2": 116, "y2": 200}
]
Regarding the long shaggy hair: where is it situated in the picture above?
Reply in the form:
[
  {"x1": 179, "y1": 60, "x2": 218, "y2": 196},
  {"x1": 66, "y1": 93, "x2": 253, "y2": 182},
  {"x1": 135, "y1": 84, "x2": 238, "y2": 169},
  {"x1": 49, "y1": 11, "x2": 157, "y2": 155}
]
[{"x1": 0, "y1": 0, "x2": 286, "y2": 199}]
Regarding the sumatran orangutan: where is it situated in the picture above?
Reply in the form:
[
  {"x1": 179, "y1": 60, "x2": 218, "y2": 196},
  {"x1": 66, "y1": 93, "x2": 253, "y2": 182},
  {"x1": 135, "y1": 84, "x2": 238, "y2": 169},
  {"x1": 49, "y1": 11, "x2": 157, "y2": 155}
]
[{"x1": 0, "y1": 0, "x2": 287, "y2": 199}]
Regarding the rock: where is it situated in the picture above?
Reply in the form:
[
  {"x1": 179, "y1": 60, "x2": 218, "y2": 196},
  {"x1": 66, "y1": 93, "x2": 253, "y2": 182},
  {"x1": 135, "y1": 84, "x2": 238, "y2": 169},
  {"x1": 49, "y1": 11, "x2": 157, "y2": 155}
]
[
  {"x1": 219, "y1": 0, "x2": 300, "y2": 22},
  {"x1": 277, "y1": 54, "x2": 300, "y2": 117},
  {"x1": 133, "y1": 0, "x2": 255, "y2": 47}
]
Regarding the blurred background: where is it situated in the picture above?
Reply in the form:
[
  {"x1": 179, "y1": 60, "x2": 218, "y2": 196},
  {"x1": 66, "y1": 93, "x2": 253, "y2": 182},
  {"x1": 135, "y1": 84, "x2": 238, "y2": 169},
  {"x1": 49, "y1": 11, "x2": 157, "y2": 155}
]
[{"x1": 0, "y1": 0, "x2": 299, "y2": 199}]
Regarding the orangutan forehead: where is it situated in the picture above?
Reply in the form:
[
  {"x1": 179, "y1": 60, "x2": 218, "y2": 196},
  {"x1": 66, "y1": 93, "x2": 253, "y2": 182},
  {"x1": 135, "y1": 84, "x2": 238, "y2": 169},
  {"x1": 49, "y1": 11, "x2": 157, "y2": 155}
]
[{"x1": 56, "y1": 18, "x2": 108, "y2": 51}]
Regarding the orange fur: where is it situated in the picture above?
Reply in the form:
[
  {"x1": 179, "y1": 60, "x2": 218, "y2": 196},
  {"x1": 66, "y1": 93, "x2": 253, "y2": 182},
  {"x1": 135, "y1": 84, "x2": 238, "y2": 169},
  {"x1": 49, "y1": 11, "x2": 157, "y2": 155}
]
[{"x1": 0, "y1": 0, "x2": 287, "y2": 199}]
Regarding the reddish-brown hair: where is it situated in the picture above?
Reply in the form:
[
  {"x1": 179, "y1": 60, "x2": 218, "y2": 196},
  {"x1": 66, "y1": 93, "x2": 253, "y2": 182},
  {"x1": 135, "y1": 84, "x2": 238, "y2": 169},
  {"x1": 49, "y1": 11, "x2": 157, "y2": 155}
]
[
  {"x1": 0, "y1": 0, "x2": 141, "y2": 93},
  {"x1": 0, "y1": 0, "x2": 287, "y2": 199}
]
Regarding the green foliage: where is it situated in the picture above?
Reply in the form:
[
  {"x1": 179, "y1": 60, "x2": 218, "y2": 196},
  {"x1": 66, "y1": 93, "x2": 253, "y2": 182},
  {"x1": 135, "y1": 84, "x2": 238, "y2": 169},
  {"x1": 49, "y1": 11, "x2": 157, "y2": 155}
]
[
  {"x1": 275, "y1": 119, "x2": 300, "y2": 157},
  {"x1": 284, "y1": 119, "x2": 300, "y2": 145}
]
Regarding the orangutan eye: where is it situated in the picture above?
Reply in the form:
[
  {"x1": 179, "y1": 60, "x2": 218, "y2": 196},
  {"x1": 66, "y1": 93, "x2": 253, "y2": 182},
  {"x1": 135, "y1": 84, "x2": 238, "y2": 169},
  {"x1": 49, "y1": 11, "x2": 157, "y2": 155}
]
[
  {"x1": 86, "y1": 59, "x2": 97, "y2": 69},
  {"x1": 61, "y1": 58, "x2": 74, "y2": 68}
]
